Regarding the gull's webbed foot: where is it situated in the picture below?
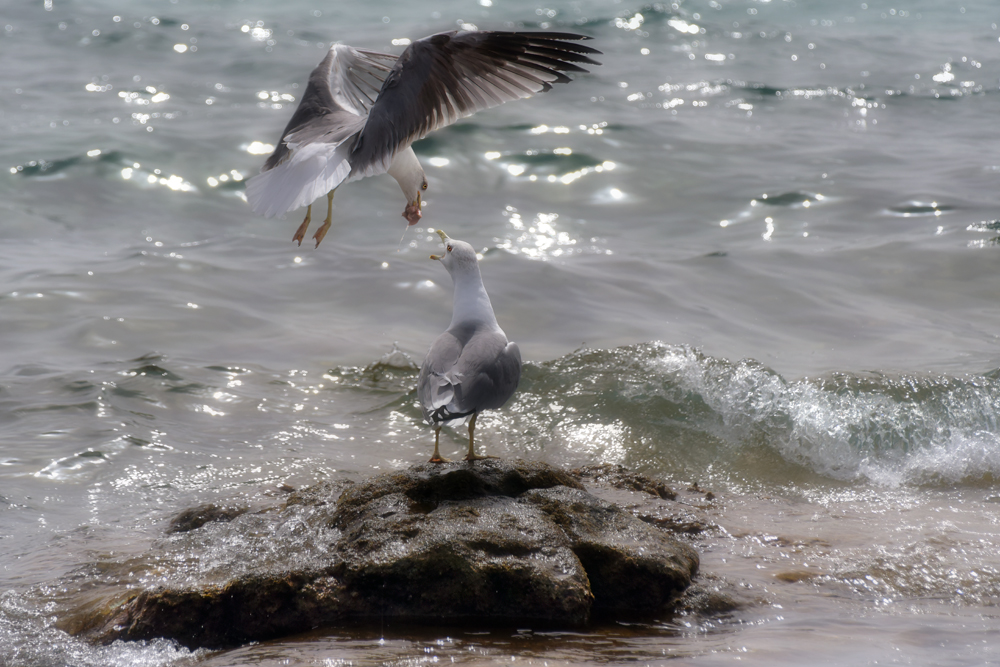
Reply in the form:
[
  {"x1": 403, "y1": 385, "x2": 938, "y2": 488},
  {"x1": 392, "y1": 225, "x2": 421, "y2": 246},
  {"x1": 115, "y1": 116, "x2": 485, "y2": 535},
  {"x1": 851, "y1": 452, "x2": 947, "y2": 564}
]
[
  {"x1": 292, "y1": 205, "x2": 312, "y2": 246},
  {"x1": 313, "y1": 221, "x2": 331, "y2": 248}
]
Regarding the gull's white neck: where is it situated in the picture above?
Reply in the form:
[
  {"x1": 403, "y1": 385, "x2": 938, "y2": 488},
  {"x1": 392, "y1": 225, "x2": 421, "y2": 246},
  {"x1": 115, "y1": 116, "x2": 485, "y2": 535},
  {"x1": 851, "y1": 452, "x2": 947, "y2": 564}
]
[
  {"x1": 447, "y1": 262, "x2": 500, "y2": 331},
  {"x1": 387, "y1": 146, "x2": 423, "y2": 199}
]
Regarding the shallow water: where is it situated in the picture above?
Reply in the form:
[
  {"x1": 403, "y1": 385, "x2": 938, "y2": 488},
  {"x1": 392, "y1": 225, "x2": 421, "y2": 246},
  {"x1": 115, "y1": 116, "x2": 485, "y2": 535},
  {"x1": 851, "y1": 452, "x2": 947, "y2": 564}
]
[{"x1": 3, "y1": 0, "x2": 1000, "y2": 665}]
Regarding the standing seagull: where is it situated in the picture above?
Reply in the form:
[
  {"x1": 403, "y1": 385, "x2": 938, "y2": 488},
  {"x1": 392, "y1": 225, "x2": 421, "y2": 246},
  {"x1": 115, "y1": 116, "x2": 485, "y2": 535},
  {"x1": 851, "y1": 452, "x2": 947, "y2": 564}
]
[
  {"x1": 418, "y1": 230, "x2": 521, "y2": 462},
  {"x1": 245, "y1": 30, "x2": 600, "y2": 247}
]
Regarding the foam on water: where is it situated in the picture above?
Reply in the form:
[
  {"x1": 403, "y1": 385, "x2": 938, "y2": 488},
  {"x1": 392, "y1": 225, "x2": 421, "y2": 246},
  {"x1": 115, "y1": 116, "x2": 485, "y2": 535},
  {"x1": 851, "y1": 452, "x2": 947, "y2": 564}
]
[
  {"x1": 0, "y1": 589, "x2": 199, "y2": 667},
  {"x1": 663, "y1": 344, "x2": 1000, "y2": 486},
  {"x1": 513, "y1": 343, "x2": 1000, "y2": 488}
]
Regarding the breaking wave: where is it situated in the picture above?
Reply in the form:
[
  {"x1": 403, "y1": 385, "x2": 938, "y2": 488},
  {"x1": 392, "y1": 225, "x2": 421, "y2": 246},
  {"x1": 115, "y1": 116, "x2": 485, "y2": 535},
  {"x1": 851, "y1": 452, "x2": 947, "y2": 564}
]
[{"x1": 513, "y1": 343, "x2": 1000, "y2": 488}]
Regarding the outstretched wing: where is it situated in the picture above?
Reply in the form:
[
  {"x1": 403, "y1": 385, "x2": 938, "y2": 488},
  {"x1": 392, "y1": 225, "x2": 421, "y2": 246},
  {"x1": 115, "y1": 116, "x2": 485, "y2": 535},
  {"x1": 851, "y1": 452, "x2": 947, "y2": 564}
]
[
  {"x1": 349, "y1": 31, "x2": 601, "y2": 178},
  {"x1": 327, "y1": 45, "x2": 399, "y2": 117},
  {"x1": 246, "y1": 45, "x2": 397, "y2": 217},
  {"x1": 263, "y1": 45, "x2": 397, "y2": 171}
]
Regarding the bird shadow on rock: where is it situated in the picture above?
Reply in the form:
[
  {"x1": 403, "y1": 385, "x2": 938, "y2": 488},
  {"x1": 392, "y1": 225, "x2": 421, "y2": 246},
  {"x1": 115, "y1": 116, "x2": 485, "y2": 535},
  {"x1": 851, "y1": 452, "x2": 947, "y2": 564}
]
[{"x1": 65, "y1": 459, "x2": 746, "y2": 650}]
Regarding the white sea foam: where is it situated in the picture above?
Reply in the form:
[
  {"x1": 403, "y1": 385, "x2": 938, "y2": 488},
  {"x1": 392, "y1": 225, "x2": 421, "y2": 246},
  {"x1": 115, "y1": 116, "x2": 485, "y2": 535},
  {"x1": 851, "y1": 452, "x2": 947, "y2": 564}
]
[
  {"x1": 650, "y1": 343, "x2": 1000, "y2": 487},
  {"x1": 0, "y1": 590, "x2": 199, "y2": 667}
]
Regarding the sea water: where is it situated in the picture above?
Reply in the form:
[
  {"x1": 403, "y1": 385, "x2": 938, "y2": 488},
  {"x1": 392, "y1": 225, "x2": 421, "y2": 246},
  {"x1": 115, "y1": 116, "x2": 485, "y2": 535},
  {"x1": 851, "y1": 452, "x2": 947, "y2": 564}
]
[{"x1": 2, "y1": 0, "x2": 1000, "y2": 664}]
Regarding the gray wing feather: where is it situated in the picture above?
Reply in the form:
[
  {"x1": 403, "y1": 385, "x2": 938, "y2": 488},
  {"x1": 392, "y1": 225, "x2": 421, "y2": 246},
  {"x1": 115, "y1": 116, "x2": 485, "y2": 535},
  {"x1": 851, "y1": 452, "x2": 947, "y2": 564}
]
[
  {"x1": 461, "y1": 339, "x2": 520, "y2": 412},
  {"x1": 418, "y1": 331, "x2": 465, "y2": 421},
  {"x1": 261, "y1": 45, "x2": 397, "y2": 172},
  {"x1": 349, "y1": 31, "x2": 601, "y2": 178},
  {"x1": 329, "y1": 46, "x2": 398, "y2": 116},
  {"x1": 417, "y1": 324, "x2": 521, "y2": 424}
]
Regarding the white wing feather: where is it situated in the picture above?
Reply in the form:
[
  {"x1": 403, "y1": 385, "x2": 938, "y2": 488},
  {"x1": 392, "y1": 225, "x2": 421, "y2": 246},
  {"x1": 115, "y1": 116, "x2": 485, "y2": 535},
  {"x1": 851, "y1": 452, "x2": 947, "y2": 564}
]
[{"x1": 245, "y1": 141, "x2": 351, "y2": 218}]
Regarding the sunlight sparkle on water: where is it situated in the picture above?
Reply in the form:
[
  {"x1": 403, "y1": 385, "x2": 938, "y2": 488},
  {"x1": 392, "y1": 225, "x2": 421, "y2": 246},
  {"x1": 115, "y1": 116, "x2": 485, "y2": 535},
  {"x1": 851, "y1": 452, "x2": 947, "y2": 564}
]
[
  {"x1": 242, "y1": 21, "x2": 273, "y2": 41},
  {"x1": 495, "y1": 209, "x2": 607, "y2": 260},
  {"x1": 560, "y1": 422, "x2": 627, "y2": 463},
  {"x1": 257, "y1": 91, "x2": 296, "y2": 103},
  {"x1": 120, "y1": 162, "x2": 196, "y2": 192},
  {"x1": 668, "y1": 18, "x2": 701, "y2": 34},
  {"x1": 207, "y1": 170, "x2": 245, "y2": 187},
  {"x1": 118, "y1": 88, "x2": 170, "y2": 105},
  {"x1": 614, "y1": 13, "x2": 644, "y2": 31}
]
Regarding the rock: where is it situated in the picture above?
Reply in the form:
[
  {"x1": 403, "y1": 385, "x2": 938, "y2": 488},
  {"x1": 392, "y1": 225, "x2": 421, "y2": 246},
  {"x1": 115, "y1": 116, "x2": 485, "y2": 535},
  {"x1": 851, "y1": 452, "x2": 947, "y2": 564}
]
[
  {"x1": 572, "y1": 463, "x2": 677, "y2": 500},
  {"x1": 773, "y1": 569, "x2": 822, "y2": 583},
  {"x1": 639, "y1": 514, "x2": 711, "y2": 535},
  {"x1": 93, "y1": 572, "x2": 345, "y2": 649},
  {"x1": 672, "y1": 573, "x2": 744, "y2": 616},
  {"x1": 85, "y1": 459, "x2": 699, "y2": 649},
  {"x1": 166, "y1": 503, "x2": 249, "y2": 533},
  {"x1": 327, "y1": 461, "x2": 596, "y2": 626}
]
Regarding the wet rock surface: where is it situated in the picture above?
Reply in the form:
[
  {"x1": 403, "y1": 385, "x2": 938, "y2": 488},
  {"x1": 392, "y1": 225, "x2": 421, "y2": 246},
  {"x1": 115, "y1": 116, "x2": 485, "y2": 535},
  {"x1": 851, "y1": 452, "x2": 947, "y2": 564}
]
[
  {"x1": 166, "y1": 503, "x2": 249, "y2": 533},
  {"x1": 572, "y1": 463, "x2": 678, "y2": 500},
  {"x1": 85, "y1": 460, "x2": 700, "y2": 649}
]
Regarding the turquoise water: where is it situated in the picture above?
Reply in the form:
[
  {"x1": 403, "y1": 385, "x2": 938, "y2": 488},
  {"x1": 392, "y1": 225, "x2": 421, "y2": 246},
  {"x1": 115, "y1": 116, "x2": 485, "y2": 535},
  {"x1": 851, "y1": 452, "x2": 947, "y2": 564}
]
[{"x1": 3, "y1": 1, "x2": 1000, "y2": 664}]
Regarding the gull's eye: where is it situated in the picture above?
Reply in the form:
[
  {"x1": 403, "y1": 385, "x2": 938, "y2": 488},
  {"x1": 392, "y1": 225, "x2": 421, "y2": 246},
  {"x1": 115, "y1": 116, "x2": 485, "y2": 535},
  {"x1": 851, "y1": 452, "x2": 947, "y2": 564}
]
[
  {"x1": 446, "y1": 244, "x2": 453, "y2": 252},
  {"x1": 421, "y1": 181, "x2": 428, "y2": 190}
]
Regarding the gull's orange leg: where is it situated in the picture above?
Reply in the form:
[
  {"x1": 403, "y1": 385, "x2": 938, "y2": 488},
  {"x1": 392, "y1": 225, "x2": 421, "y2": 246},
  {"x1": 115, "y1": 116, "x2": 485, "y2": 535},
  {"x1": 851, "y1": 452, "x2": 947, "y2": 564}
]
[
  {"x1": 312, "y1": 190, "x2": 335, "y2": 248},
  {"x1": 464, "y1": 413, "x2": 496, "y2": 461},
  {"x1": 429, "y1": 427, "x2": 451, "y2": 463}
]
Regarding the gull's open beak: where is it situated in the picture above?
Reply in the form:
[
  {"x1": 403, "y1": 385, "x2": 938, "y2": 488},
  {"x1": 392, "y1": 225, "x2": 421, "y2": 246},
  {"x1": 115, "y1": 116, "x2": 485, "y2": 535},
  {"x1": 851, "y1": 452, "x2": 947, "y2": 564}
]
[
  {"x1": 429, "y1": 228, "x2": 449, "y2": 260},
  {"x1": 403, "y1": 192, "x2": 422, "y2": 226}
]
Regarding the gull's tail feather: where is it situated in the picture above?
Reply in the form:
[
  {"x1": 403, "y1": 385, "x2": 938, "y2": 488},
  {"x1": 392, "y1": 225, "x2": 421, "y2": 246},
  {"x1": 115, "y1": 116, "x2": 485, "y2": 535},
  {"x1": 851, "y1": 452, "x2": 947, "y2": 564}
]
[
  {"x1": 245, "y1": 141, "x2": 352, "y2": 218},
  {"x1": 428, "y1": 371, "x2": 459, "y2": 411}
]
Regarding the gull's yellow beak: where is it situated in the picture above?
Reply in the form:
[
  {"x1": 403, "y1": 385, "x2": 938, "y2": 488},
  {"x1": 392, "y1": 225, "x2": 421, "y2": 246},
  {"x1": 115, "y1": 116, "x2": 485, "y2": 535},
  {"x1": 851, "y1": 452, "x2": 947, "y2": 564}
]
[{"x1": 429, "y1": 228, "x2": 449, "y2": 260}]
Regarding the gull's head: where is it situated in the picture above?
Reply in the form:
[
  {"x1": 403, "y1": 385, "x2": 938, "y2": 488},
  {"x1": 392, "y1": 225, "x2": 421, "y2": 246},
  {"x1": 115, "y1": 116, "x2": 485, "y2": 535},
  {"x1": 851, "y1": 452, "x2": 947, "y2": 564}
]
[
  {"x1": 387, "y1": 147, "x2": 428, "y2": 226},
  {"x1": 430, "y1": 229, "x2": 478, "y2": 273}
]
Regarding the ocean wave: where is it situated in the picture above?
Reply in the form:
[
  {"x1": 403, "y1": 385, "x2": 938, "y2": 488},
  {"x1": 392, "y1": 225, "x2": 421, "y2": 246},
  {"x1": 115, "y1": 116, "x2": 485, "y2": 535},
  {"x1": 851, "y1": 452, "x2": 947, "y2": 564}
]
[{"x1": 516, "y1": 343, "x2": 1000, "y2": 488}]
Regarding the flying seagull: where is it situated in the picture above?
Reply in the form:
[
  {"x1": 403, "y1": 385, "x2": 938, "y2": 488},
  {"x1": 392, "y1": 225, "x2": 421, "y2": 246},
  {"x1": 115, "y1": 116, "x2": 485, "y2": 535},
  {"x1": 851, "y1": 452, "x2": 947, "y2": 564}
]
[
  {"x1": 417, "y1": 229, "x2": 521, "y2": 462},
  {"x1": 245, "y1": 30, "x2": 601, "y2": 247}
]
